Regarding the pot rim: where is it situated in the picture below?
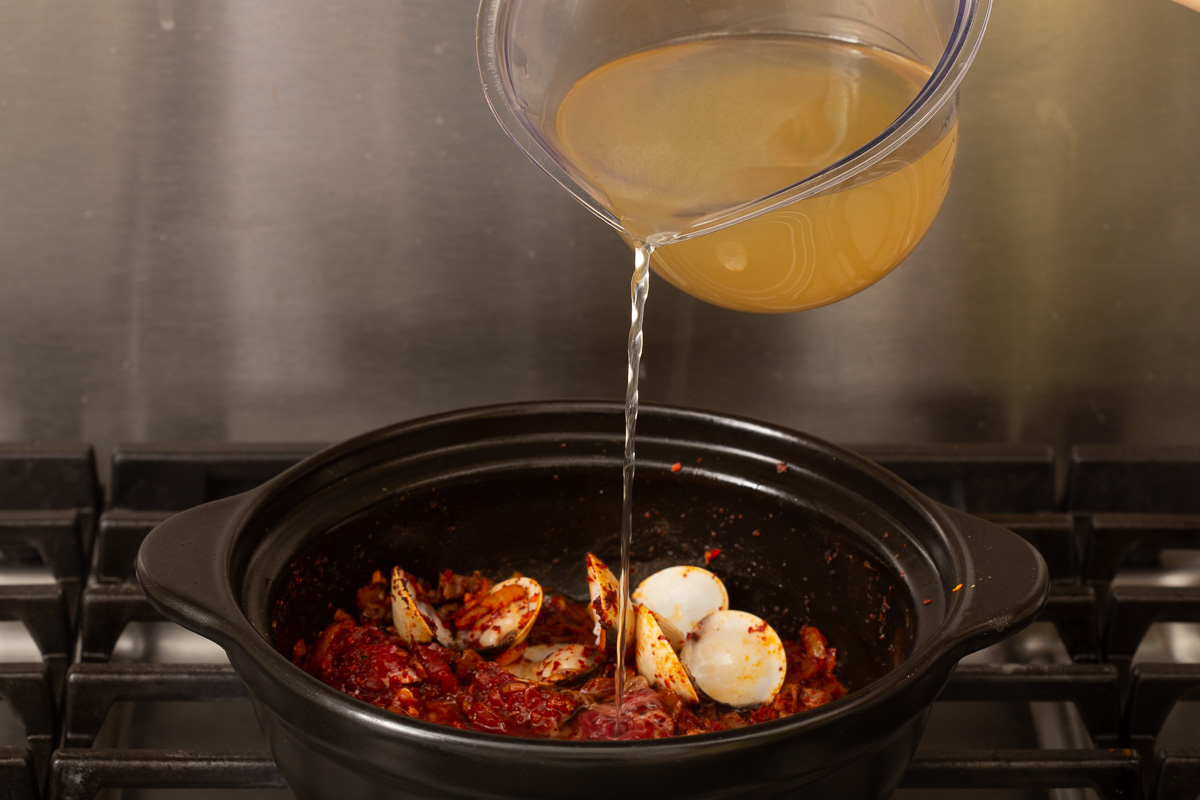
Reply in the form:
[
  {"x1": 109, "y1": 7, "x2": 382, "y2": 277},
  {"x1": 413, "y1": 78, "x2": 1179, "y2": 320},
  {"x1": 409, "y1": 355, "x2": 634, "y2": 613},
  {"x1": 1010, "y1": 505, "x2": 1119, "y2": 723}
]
[{"x1": 138, "y1": 400, "x2": 1048, "y2": 757}]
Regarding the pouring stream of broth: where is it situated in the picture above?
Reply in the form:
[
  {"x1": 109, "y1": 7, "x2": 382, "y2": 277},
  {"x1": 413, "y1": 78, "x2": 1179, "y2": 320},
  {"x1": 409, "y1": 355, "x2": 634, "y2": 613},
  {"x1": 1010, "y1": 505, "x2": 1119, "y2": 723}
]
[
  {"x1": 614, "y1": 244, "x2": 651, "y2": 728},
  {"x1": 554, "y1": 34, "x2": 939, "y2": 734}
]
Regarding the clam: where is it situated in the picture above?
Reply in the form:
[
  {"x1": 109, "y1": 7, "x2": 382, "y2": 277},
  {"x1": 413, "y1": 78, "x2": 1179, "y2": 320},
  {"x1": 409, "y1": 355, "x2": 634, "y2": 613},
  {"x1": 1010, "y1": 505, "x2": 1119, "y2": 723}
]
[
  {"x1": 500, "y1": 643, "x2": 604, "y2": 684},
  {"x1": 586, "y1": 553, "x2": 620, "y2": 635},
  {"x1": 632, "y1": 565, "x2": 729, "y2": 650},
  {"x1": 529, "y1": 643, "x2": 605, "y2": 684},
  {"x1": 634, "y1": 603, "x2": 698, "y2": 704},
  {"x1": 453, "y1": 576, "x2": 543, "y2": 651},
  {"x1": 679, "y1": 610, "x2": 787, "y2": 708},
  {"x1": 585, "y1": 552, "x2": 634, "y2": 649},
  {"x1": 390, "y1": 567, "x2": 453, "y2": 647}
]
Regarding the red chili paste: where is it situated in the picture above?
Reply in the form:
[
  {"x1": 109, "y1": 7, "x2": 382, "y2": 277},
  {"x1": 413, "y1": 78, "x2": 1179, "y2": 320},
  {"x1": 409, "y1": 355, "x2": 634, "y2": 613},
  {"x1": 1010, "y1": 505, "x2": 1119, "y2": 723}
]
[{"x1": 294, "y1": 569, "x2": 847, "y2": 740}]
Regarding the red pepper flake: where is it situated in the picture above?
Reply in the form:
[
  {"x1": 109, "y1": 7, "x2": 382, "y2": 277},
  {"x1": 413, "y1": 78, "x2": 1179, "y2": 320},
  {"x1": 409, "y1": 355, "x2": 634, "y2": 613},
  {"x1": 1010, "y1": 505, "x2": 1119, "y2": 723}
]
[
  {"x1": 670, "y1": 462, "x2": 682, "y2": 473},
  {"x1": 696, "y1": 457, "x2": 703, "y2": 463},
  {"x1": 922, "y1": 598, "x2": 932, "y2": 605},
  {"x1": 704, "y1": 548, "x2": 722, "y2": 565},
  {"x1": 775, "y1": 462, "x2": 788, "y2": 474},
  {"x1": 751, "y1": 529, "x2": 761, "y2": 537},
  {"x1": 953, "y1": 583, "x2": 963, "y2": 592}
]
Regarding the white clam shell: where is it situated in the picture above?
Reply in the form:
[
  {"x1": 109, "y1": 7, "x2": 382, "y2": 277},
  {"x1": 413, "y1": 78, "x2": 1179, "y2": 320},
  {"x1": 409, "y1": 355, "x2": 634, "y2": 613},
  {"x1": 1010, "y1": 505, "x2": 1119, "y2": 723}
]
[
  {"x1": 679, "y1": 609, "x2": 787, "y2": 708},
  {"x1": 632, "y1": 566, "x2": 729, "y2": 650},
  {"x1": 585, "y1": 552, "x2": 634, "y2": 649},
  {"x1": 586, "y1": 552, "x2": 620, "y2": 644},
  {"x1": 635, "y1": 603, "x2": 699, "y2": 704},
  {"x1": 502, "y1": 643, "x2": 603, "y2": 684},
  {"x1": 456, "y1": 576, "x2": 544, "y2": 651},
  {"x1": 531, "y1": 643, "x2": 605, "y2": 684},
  {"x1": 390, "y1": 567, "x2": 452, "y2": 647}
]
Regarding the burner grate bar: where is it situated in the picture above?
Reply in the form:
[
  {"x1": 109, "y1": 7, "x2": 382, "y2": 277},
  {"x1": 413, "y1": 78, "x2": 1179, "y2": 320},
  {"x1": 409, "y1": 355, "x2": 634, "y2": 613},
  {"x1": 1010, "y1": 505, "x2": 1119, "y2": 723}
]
[
  {"x1": 1103, "y1": 585, "x2": 1200, "y2": 683},
  {"x1": 0, "y1": 585, "x2": 71, "y2": 692},
  {"x1": 1124, "y1": 663, "x2": 1200, "y2": 770},
  {"x1": 0, "y1": 444, "x2": 99, "y2": 538},
  {"x1": 0, "y1": 663, "x2": 55, "y2": 790},
  {"x1": 0, "y1": 746, "x2": 38, "y2": 800},
  {"x1": 1085, "y1": 513, "x2": 1200, "y2": 585},
  {"x1": 0, "y1": 511, "x2": 86, "y2": 587},
  {"x1": 1148, "y1": 746, "x2": 1200, "y2": 800},
  {"x1": 1041, "y1": 584, "x2": 1102, "y2": 662},
  {"x1": 46, "y1": 749, "x2": 285, "y2": 800},
  {"x1": 943, "y1": 663, "x2": 1121, "y2": 745},
  {"x1": 62, "y1": 664, "x2": 248, "y2": 748},
  {"x1": 855, "y1": 443, "x2": 1057, "y2": 513},
  {"x1": 93, "y1": 511, "x2": 173, "y2": 584},
  {"x1": 901, "y1": 749, "x2": 1141, "y2": 798},
  {"x1": 110, "y1": 444, "x2": 319, "y2": 512},
  {"x1": 77, "y1": 583, "x2": 161, "y2": 663},
  {"x1": 1068, "y1": 447, "x2": 1200, "y2": 514}
]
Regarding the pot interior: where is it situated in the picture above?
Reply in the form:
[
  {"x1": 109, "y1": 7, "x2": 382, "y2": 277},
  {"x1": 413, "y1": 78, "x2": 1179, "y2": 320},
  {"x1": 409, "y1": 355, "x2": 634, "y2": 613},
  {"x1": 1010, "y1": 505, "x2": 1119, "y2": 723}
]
[{"x1": 266, "y1": 445, "x2": 929, "y2": 693}]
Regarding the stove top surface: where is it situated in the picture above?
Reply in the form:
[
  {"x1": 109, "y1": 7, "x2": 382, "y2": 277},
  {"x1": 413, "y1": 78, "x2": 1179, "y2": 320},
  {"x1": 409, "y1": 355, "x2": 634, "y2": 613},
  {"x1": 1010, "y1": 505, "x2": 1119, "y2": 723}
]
[{"x1": 3, "y1": 441, "x2": 1199, "y2": 799}]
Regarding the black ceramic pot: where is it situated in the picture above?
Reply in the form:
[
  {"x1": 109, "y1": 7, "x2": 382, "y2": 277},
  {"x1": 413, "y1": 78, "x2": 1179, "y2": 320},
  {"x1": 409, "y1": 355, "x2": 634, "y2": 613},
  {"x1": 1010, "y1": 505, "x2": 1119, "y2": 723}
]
[{"x1": 137, "y1": 402, "x2": 1048, "y2": 800}]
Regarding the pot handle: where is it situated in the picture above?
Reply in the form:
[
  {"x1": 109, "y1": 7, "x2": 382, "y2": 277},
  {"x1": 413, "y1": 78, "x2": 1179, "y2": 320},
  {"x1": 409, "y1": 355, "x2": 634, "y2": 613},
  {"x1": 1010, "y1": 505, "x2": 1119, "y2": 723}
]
[
  {"x1": 938, "y1": 505, "x2": 1051, "y2": 659},
  {"x1": 135, "y1": 493, "x2": 253, "y2": 651}
]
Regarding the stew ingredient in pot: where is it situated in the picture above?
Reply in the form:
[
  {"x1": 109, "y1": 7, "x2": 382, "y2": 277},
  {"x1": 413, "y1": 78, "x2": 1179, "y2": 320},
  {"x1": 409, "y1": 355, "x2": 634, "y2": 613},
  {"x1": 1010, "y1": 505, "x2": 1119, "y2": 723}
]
[{"x1": 292, "y1": 554, "x2": 847, "y2": 739}]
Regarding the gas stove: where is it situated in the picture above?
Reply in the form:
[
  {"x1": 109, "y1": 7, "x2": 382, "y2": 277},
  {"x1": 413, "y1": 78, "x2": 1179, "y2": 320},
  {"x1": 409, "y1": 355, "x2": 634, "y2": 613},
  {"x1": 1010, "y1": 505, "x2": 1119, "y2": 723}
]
[{"x1": 2, "y1": 442, "x2": 1199, "y2": 799}]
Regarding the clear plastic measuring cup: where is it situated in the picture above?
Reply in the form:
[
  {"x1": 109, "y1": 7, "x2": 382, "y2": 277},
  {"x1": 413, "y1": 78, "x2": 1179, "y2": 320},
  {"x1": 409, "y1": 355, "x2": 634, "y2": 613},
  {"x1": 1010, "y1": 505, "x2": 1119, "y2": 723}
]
[{"x1": 477, "y1": 0, "x2": 993, "y2": 312}]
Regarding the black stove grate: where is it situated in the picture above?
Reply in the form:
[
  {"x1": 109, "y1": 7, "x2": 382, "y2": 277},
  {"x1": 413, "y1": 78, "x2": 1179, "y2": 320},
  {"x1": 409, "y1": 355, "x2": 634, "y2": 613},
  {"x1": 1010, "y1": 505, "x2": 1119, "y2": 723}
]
[{"x1": 2, "y1": 442, "x2": 1200, "y2": 799}]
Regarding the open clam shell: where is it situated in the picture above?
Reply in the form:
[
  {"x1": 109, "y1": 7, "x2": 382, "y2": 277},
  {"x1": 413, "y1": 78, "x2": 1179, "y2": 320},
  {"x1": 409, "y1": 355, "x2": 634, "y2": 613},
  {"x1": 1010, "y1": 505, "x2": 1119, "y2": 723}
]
[
  {"x1": 500, "y1": 643, "x2": 602, "y2": 684},
  {"x1": 632, "y1": 566, "x2": 729, "y2": 650},
  {"x1": 679, "y1": 610, "x2": 787, "y2": 709},
  {"x1": 390, "y1": 567, "x2": 452, "y2": 647},
  {"x1": 529, "y1": 643, "x2": 605, "y2": 684},
  {"x1": 586, "y1": 553, "x2": 620, "y2": 642},
  {"x1": 585, "y1": 552, "x2": 633, "y2": 649},
  {"x1": 454, "y1": 576, "x2": 543, "y2": 651},
  {"x1": 634, "y1": 603, "x2": 699, "y2": 704}
]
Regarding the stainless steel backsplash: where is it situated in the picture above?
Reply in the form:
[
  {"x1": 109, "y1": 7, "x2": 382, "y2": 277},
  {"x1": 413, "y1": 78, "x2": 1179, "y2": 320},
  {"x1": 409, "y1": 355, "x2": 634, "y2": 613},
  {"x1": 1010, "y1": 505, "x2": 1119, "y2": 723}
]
[{"x1": 1, "y1": 0, "x2": 1198, "y2": 472}]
